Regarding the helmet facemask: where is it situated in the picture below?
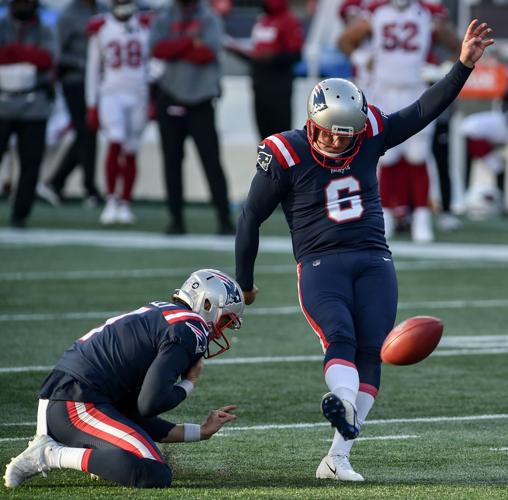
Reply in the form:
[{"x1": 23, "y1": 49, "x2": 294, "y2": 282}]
[
  {"x1": 173, "y1": 269, "x2": 245, "y2": 359},
  {"x1": 306, "y1": 119, "x2": 366, "y2": 169}
]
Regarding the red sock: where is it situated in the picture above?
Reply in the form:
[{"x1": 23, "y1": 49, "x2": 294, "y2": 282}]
[
  {"x1": 122, "y1": 153, "x2": 136, "y2": 201},
  {"x1": 105, "y1": 142, "x2": 122, "y2": 195},
  {"x1": 409, "y1": 161, "x2": 430, "y2": 208}
]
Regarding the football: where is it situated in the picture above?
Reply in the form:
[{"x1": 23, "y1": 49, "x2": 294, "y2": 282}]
[{"x1": 381, "y1": 316, "x2": 444, "y2": 365}]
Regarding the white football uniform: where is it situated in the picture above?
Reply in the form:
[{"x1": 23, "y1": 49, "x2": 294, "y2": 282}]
[
  {"x1": 86, "y1": 13, "x2": 150, "y2": 152},
  {"x1": 369, "y1": 1, "x2": 434, "y2": 164}
]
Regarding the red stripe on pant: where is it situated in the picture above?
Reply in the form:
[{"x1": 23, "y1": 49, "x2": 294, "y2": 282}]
[{"x1": 66, "y1": 401, "x2": 164, "y2": 462}]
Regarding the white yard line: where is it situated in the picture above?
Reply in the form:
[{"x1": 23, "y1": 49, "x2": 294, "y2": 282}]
[
  {"x1": 323, "y1": 434, "x2": 419, "y2": 442},
  {"x1": 1, "y1": 261, "x2": 506, "y2": 282},
  {"x1": 1, "y1": 299, "x2": 508, "y2": 323},
  {"x1": 2, "y1": 337, "x2": 508, "y2": 374},
  {"x1": 1, "y1": 229, "x2": 508, "y2": 261},
  {"x1": 2, "y1": 414, "x2": 507, "y2": 434}
]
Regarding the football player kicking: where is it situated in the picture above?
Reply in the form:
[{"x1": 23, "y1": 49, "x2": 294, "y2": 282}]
[
  {"x1": 235, "y1": 20, "x2": 494, "y2": 481},
  {"x1": 4, "y1": 269, "x2": 244, "y2": 489}
]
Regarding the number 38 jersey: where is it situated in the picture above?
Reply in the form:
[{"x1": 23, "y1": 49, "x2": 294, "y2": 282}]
[{"x1": 86, "y1": 12, "x2": 150, "y2": 106}]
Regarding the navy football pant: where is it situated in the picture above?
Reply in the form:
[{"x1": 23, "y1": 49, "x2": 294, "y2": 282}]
[
  {"x1": 44, "y1": 400, "x2": 171, "y2": 488},
  {"x1": 297, "y1": 249, "x2": 398, "y2": 390}
]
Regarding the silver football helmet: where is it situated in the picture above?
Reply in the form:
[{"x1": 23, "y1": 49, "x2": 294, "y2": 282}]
[
  {"x1": 173, "y1": 269, "x2": 245, "y2": 358},
  {"x1": 110, "y1": 0, "x2": 137, "y2": 20},
  {"x1": 306, "y1": 78, "x2": 368, "y2": 169},
  {"x1": 390, "y1": 0, "x2": 412, "y2": 10}
]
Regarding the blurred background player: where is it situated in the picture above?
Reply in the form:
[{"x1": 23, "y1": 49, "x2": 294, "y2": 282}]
[
  {"x1": 86, "y1": 0, "x2": 152, "y2": 225},
  {"x1": 224, "y1": 0, "x2": 304, "y2": 140},
  {"x1": 460, "y1": 106, "x2": 507, "y2": 219},
  {"x1": 339, "y1": 0, "x2": 460, "y2": 242},
  {"x1": 149, "y1": 0, "x2": 235, "y2": 236},
  {"x1": 0, "y1": 0, "x2": 57, "y2": 228},
  {"x1": 38, "y1": 0, "x2": 105, "y2": 209},
  {"x1": 4, "y1": 269, "x2": 245, "y2": 489}
]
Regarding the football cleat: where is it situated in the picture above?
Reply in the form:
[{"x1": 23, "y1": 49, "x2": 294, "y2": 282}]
[
  {"x1": 316, "y1": 454, "x2": 364, "y2": 481},
  {"x1": 100, "y1": 196, "x2": 118, "y2": 225},
  {"x1": 321, "y1": 392, "x2": 359, "y2": 440},
  {"x1": 4, "y1": 435, "x2": 55, "y2": 488},
  {"x1": 411, "y1": 207, "x2": 434, "y2": 243},
  {"x1": 116, "y1": 201, "x2": 136, "y2": 225}
]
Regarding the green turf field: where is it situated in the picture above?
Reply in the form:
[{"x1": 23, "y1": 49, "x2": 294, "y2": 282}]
[{"x1": 1, "y1": 200, "x2": 507, "y2": 498}]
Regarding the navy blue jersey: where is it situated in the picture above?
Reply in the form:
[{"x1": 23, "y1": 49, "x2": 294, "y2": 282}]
[
  {"x1": 40, "y1": 302, "x2": 209, "y2": 417},
  {"x1": 236, "y1": 61, "x2": 472, "y2": 290}
]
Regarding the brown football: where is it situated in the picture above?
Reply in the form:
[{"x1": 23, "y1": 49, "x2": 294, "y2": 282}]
[{"x1": 381, "y1": 316, "x2": 444, "y2": 365}]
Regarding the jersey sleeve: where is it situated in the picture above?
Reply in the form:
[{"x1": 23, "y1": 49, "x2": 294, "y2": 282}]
[
  {"x1": 383, "y1": 60, "x2": 472, "y2": 150},
  {"x1": 235, "y1": 138, "x2": 292, "y2": 291}
]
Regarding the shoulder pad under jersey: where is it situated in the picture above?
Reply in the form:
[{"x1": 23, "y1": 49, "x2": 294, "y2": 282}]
[
  {"x1": 86, "y1": 15, "x2": 106, "y2": 37},
  {"x1": 256, "y1": 132, "x2": 302, "y2": 176},
  {"x1": 160, "y1": 308, "x2": 209, "y2": 357},
  {"x1": 366, "y1": 104, "x2": 386, "y2": 138},
  {"x1": 368, "y1": 0, "x2": 389, "y2": 13},
  {"x1": 138, "y1": 11, "x2": 153, "y2": 28}
]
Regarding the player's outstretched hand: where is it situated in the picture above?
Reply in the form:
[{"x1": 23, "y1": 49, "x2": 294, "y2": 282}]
[
  {"x1": 200, "y1": 405, "x2": 237, "y2": 439},
  {"x1": 460, "y1": 19, "x2": 495, "y2": 68},
  {"x1": 243, "y1": 285, "x2": 259, "y2": 306},
  {"x1": 184, "y1": 358, "x2": 203, "y2": 386}
]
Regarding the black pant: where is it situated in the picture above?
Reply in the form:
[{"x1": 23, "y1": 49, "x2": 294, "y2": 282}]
[
  {"x1": 0, "y1": 118, "x2": 46, "y2": 225},
  {"x1": 253, "y1": 84, "x2": 292, "y2": 140},
  {"x1": 432, "y1": 121, "x2": 452, "y2": 213},
  {"x1": 156, "y1": 91, "x2": 232, "y2": 229},
  {"x1": 50, "y1": 82, "x2": 99, "y2": 198}
]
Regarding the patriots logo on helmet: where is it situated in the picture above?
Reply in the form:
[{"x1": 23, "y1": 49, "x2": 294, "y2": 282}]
[
  {"x1": 210, "y1": 271, "x2": 242, "y2": 306},
  {"x1": 311, "y1": 84, "x2": 328, "y2": 115},
  {"x1": 256, "y1": 151, "x2": 273, "y2": 171}
]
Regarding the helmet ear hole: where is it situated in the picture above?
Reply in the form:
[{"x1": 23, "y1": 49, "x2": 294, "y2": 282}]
[{"x1": 204, "y1": 299, "x2": 212, "y2": 311}]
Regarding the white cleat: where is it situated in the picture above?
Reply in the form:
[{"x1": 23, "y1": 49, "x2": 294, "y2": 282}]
[
  {"x1": 4, "y1": 435, "x2": 55, "y2": 488},
  {"x1": 437, "y1": 212, "x2": 462, "y2": 232},
  {"x1": 100, "y1": 196, "x2": 118, "y2": 225},
  {"x1": 411, "y1": 207, "x2": 434, "y2": 243},
  {"x1": 316, "y1": 454, "x2": 364, "y2": 482},
  {"x1": 116, "y1": 201, "x2": 136, "y2": 224}
]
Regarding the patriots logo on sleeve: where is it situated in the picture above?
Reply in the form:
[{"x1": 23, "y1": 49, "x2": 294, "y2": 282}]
[
  {"x1": 256, "y1": 151, "x2": 273, "y2": 171},
  {"x1": 186, "y1": 321, "x2": 209, "y2": 355}
]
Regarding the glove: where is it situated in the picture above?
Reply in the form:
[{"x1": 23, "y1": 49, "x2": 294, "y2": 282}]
[{"x1": 86, "y1": 107, "x2": 99, "y2": 131}]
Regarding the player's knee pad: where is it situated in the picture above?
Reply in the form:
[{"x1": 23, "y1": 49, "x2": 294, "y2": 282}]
[
  {"x1": 324, "y1": 339, "x2": 356, "y2": 366},
  {"x1": 132, "y1": 458, "x2": 172, "y2": 489}
]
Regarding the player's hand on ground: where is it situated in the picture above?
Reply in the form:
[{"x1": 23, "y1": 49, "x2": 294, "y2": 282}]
[
  {"x1": 200, "y1": 405, "x2": 237, "y2": 439},
  {"x1": 184, "y1": 358, "x2": 203, "y2": 386},
  {"x1": 243, "y1": 285, "x2": 258, "y2": 305},
  {"x1": 460, "y1": 19, "x2": 494, "y2": 68}
]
